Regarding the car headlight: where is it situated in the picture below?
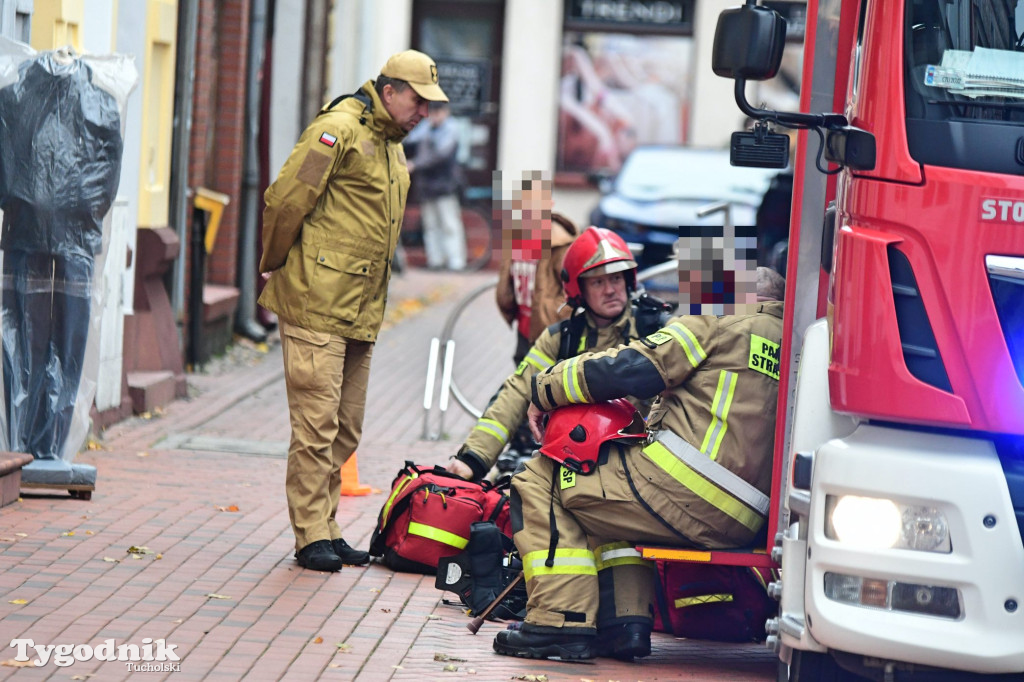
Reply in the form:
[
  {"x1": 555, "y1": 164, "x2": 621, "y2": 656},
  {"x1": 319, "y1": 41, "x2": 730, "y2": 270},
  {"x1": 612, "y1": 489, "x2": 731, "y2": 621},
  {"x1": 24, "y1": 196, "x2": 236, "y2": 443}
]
[{"x1": 825, "y1": 494, "x2": 951, "y2": 553}]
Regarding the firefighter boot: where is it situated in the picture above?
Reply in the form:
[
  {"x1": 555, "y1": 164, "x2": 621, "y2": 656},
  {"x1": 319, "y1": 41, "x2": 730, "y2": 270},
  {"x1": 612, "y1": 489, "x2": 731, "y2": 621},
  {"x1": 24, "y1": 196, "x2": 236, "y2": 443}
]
[
  {"x1": 597, "y1": 622, "x2": 652, "y2": 660},
  {"x1": 493, "y1": 625, "x2": 594, "y2": 660}
]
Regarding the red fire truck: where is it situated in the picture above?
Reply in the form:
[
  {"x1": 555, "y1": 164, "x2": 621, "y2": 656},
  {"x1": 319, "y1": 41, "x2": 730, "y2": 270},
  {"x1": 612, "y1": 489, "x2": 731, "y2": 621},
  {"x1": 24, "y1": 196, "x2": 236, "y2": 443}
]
[{"x1": 701, "y1": 0, "x2": 1024, "y2": 679}]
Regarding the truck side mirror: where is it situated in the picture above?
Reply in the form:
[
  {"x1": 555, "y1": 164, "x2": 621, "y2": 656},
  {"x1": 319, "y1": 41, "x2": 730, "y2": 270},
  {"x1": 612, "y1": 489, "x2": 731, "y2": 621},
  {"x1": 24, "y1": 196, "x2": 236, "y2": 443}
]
[
  {"x1": 825, "y1": 127, "x2": 877, "y2": 171},
  {"x1": 712, "y1": 5, "x2": 786, "y2": 81}
]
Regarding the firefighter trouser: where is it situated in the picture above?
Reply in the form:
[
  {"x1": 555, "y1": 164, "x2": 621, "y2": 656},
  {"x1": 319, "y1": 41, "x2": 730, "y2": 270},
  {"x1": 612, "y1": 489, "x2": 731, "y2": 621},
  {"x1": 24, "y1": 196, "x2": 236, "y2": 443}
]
[
  {"x1": 510, "y1": 439, "x2": 769, "y2": 633},
  {"x1": 510, "y1": 455, "x2": 655, "y2": 634},
  {"x1": 281, "y1": 321, "x2": 373, "y2": 551}
]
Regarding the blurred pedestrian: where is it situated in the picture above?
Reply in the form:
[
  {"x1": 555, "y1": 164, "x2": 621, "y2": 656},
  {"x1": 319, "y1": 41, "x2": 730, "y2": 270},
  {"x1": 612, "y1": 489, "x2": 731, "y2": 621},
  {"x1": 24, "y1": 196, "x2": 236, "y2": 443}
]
[
  {"x1": 258, "y1": 49, "x2": 448, "y2": 572},
  {"x1": 407, "y1": 101, "x2": 466, "y2": 270}
]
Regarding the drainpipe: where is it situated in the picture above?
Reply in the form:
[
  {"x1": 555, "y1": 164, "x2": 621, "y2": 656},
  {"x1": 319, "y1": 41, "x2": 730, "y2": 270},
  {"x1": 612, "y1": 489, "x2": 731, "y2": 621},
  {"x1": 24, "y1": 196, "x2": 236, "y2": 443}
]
[
  {"x1": 235, "y1": 0, "x2": 269, "y2": 342},
  {"x1": 169, "y1": 0, "x2": 200, "y2": 326}
]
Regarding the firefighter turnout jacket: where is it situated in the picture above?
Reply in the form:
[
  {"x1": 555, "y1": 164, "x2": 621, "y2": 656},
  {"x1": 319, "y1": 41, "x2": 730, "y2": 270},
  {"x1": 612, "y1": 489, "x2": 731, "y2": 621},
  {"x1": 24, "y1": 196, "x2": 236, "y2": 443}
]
[
  {"x1": 258, "y1": 81, "x2": 410, "y2": 342},
  {"x1": 508, "y1": 302, "x2": 783, "y2": 634},
  {"x1": 455, "y1": 305, "x2": 645, "y2": 481},
  {"x1": 531, "y1": 301, "x2": 784, "y2": 547}
]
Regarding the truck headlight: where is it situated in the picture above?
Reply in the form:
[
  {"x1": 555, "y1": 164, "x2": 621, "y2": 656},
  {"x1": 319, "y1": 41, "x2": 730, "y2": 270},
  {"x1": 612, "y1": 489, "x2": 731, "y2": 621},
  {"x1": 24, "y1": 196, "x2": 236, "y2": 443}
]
[{"x1": 825, "y1": 495, "x2": 951, "y2": 553}]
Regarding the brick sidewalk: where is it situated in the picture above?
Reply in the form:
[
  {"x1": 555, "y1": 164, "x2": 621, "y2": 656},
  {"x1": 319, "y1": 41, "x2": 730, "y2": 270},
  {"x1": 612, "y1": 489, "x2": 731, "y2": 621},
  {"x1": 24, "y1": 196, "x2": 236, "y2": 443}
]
[{"x1": 0, "y1": 267, "x2": 777, "y2": 681}]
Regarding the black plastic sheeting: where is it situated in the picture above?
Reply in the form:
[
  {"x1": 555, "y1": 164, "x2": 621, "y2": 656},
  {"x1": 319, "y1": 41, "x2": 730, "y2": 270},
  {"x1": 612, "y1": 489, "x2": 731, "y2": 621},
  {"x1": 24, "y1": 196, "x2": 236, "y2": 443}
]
[{"x1": 0, "y1": 40, "x2": 135, "y2": 461}]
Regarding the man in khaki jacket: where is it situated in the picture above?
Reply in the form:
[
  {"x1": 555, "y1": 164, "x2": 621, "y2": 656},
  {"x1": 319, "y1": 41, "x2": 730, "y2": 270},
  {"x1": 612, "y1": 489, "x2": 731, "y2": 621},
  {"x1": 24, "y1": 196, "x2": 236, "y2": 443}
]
[
  {"x1": 493, "y1": 267, "x2": 785, "y2": 661},
  {"x1": 259, "y1": 50, "x2": 447, "y2": 572}
]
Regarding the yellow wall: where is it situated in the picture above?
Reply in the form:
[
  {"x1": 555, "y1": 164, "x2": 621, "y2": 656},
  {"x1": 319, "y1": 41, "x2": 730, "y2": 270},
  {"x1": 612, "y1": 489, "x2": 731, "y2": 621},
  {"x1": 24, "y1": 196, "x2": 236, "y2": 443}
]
[
  {"x1": 137, "y1": 0, "x2": 178, "y2": 228},
  {"x1": 30, "y1": 0, "x2": 84, "y2": 51}
]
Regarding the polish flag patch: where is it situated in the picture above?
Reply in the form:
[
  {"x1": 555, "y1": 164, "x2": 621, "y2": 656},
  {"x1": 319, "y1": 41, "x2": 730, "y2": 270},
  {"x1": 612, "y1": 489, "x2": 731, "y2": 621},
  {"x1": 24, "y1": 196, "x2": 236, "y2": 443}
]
[{"x1": 319, "y1": 132, "x2": 337, "y2": 147}]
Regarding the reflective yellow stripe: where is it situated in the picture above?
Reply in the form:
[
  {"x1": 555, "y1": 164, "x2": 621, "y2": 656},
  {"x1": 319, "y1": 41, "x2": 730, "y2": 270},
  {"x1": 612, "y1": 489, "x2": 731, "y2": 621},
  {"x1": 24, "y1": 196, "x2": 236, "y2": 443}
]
[
  {"x1": 644, "y1": 442, "x2": 764, "y2": 532},
  {"x1": 664, "y1": 322, "x2": 707, "y2": 368},
  {"x1": 700, "y1": 371, "x2": 738, "y2": 460},
  {"x1": 562, "y1": 356, "x2": 584, "y2": 403},
  {"x1": 473, "y1": 418, "x2": 510, "y2": 444},
  {"x1": 594, "y1": 542, "x2": 646, "y2": 570},
  {"x1": 525, "y1": 348, "x2": 555, "y2": 372},
  {"x1": 407, "y1": 521, "x2": 469, "y2": 550},
  {"x1": 522, "y1": 548, "x2": 596, "y2": 581},
  {"x1": 381, "y1": 472, "x2": 418, "y2": 526},
  {"x1": 675, "y1": 593, "x2": 734, "y2": 608}
]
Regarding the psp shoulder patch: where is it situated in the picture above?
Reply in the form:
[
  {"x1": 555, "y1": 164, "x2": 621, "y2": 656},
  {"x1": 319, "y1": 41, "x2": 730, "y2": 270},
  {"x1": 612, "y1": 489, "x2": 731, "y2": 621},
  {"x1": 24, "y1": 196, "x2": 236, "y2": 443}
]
[
  {"x1": 642, "y1": 331, "x2": 673, "y2": 349},
  {"x1": 749, "y1": 334, "x2": 781, "y2": 380}
]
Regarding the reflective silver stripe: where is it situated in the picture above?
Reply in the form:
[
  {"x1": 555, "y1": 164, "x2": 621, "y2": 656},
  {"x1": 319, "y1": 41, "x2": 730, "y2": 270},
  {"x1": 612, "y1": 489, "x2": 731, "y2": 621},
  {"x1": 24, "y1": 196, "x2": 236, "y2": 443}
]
[
  {"x1": 525, "y1": 348, "x2": 555, "y2": 372},
  {"x1": 599, "y1": 547, "x2": 641, "y2": 561},
  {"x1": 654, "y1": 430, "x2": 769, "y2": 516}
]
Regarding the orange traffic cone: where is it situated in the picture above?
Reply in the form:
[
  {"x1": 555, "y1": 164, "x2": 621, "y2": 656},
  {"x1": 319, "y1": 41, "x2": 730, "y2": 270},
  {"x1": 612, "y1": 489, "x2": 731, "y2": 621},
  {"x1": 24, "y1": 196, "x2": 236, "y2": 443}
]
[{"x1": 340, "y1": 452, "x2": 373, "y2": 496}]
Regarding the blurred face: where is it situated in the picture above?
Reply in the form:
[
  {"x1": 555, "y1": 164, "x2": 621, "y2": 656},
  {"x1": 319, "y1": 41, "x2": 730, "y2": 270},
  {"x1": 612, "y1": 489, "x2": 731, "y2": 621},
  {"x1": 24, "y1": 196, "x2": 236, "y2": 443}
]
[
  {"x1": 581, "y1": 271, "x2": 628, "y2": 324},
  {"x1": 383, "y1": 84, "x2": 429, "y2": 132}
]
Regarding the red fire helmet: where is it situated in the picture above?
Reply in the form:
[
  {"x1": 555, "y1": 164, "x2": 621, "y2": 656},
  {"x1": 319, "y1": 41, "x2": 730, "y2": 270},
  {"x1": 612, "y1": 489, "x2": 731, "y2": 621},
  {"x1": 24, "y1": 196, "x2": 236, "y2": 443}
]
[
  {"x1": 538, "y1": 398, "x2": 647, "y2": 474},
  {"x1": 560, "y1": 226, "x2": 638, "y2": 307}
]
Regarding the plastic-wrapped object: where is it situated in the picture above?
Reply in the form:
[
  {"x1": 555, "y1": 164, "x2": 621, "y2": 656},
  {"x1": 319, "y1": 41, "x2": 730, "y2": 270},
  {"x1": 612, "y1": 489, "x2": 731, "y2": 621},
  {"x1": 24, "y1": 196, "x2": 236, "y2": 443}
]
[{"x1": 0, "y1": 37, "x2": 137, "y2": 463}]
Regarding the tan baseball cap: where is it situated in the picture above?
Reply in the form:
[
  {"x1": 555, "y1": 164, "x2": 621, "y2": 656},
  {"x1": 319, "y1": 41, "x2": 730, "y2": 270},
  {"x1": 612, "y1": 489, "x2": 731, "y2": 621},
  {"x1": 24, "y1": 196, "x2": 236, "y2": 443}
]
[{"x1": 380, "y1": 50, "x2": 449, "y2": 102}]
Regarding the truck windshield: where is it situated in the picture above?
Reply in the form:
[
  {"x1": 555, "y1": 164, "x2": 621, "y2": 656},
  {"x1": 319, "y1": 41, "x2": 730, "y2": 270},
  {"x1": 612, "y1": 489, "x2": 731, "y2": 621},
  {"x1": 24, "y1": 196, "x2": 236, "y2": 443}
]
[{"x1": 905, "y1": 0, "x2": 1024, "y2": 173}]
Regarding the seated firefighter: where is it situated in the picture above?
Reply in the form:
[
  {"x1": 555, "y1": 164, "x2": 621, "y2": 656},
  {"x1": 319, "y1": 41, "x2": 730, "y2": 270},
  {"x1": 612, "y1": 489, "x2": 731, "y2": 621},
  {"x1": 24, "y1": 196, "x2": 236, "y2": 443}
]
[
  {"x1": 446, "y1": 226, "x2": 674, "y2": 482},
  {"x1": 493, "y1": 266, "x2": 786, "y2": 661}
]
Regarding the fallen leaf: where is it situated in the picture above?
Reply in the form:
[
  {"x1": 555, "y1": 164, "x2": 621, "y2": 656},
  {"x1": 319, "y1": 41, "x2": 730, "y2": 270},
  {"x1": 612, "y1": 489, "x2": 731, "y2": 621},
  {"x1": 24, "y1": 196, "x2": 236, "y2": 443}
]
[
  {"x1": 0, "y1": 537, "x2": 14, "y2": 542},
  {"x1": 71, "y1": 675, "x2": 94, "y2": 680},
  {"x1": 426, "y1": 615, "x2": 441, "y2": 620},
  {"x1": 511, "y1": 676, "x2": 548, "y2": 682},
  {"x1": 329, "y1": 663, "x2": 341, "y2": 668},
  {"x1": 215, "y1": 505, "x2": 240, "y2": 512},
  {"x1": 140, "y1": 411, "x2": 152, "y2": 420},
  {"x1": 137, "y1": 451, "x2": 149, "y2": 457},
  {"x1": 433, "y1": 653, "x2": 467, "y2": 662},
  {"x1": 313, "y1": 637, "x2": 323, "y2": 644},
  {"x1": 85, "y1": 530, "x2": 94, "y2": 535},
  {"x1": 8, "y1": 599, "x2": 27, "y2": 605},
  {"x1": 466, "y1": 670, "x2": 476, "y2": 675},
  {"x1": 61, "y1": 531, "x2": 75, "y2": 537},
  {"x1": 86, "y1": 439, "x2": 106, "y2": 451},
  {"x1": 1, "y1": 659, "x2": 36, "y2": 667},
  {"x1": 443, "y1": 664, "x2": 458, "y2": 672},
  {"x1": 172, "y1": 619, "x2": 183, "y2": 624},
  {"x1": 127, "y1": 546, "x2": 153, "y2": 555},
  {"x1": 370, "y1": 588, "x2": 381, "y2": 593},
  {"x1": 205, "y1": 593, "x2": 232, "y2": 600},
  {"x1": 391, "y1": 665, "x2": 403, "y2": 670},
  {"x1": 15, "y1": 533, "x2": 27, "y2": 537},
  {"x1": 380, "y1": 608, "x2": 391, "y2": 613},
  {"x1": 131, "y1": 555, "x2": 143, "y2": 560},
  {"x1": 102, "y1": 557, "x2": 120, "y2": 563},
  {"x1": 335, "y1": 642, "x2": 351, "y2": 652}
]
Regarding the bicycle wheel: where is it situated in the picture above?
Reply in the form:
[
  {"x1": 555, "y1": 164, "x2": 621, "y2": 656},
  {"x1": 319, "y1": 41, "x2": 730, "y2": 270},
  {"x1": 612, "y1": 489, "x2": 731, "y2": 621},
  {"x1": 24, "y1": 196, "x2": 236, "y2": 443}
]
[{"x1": 461, "y1": 204, "x2": 495, "y2": 271}]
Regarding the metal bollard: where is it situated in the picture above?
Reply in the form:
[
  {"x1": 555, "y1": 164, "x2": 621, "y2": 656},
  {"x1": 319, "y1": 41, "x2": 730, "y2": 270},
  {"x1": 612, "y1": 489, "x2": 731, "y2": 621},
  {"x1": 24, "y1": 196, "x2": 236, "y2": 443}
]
[
  {"x1": 436, "y1": 340, "x2": 456, "y2": 439},
  {"x1": 422, "y1": 337, "x2": 440, "y2": 440}
]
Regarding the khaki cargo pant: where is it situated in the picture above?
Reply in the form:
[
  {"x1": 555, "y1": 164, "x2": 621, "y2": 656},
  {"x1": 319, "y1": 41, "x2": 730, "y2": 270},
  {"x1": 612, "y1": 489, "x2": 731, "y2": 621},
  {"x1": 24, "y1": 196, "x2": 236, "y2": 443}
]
[
  {"x1": 510, "y1": 452, "x2": 658, "y2": 635},
  {"x1": 281, "y1": 321, "x2": 373, "y2": 551}
]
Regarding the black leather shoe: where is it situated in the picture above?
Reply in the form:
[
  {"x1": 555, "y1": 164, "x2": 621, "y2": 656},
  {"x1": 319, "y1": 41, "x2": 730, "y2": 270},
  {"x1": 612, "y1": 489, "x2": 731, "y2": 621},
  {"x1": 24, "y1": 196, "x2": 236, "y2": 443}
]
[
  {"x1": 331, "y1": 538, "x2": 370, "y2": 566},
  {"x1": 295, "y1": 540, "x2": 343, "y2": 572},
  {"x1": 597, "y1": 622, "x2": 651, "y2": 660},
  {"x1": 493, "y1": 628, "x2": 594, "y2": 660}
]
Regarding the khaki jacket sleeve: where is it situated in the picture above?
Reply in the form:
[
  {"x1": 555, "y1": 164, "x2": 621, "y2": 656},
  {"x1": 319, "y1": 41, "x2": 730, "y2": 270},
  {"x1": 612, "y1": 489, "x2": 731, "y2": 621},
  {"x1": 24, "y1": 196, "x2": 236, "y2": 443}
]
[
  {"x1": 259, "y1": 121, "x2": 347, "y2": 272},
  {"x1": 459, "y1": 329, "x2": 561, "y2": 469},
  {"x1": 532, "y1": 315, "x2": 714, "y2": 411}
]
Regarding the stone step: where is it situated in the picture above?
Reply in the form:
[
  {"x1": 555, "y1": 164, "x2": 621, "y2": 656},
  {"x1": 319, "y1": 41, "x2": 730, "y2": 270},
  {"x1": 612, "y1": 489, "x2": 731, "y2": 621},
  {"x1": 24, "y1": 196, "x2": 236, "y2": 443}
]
[{"x1": 127, "y1": 370, "x2": 186, "y2": 414}]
